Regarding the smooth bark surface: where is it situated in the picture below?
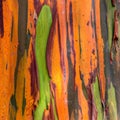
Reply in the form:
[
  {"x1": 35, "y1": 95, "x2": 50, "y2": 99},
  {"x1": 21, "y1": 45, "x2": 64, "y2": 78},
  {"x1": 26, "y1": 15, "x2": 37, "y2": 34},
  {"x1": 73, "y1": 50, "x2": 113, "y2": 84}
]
[{"x1": 0, "y1": 0, "x2": 120, "y2": 120}]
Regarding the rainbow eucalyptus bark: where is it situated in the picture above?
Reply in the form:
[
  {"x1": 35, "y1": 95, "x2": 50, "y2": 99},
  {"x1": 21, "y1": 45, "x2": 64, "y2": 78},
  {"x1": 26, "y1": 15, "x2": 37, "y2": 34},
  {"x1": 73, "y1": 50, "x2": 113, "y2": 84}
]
[
  {"x1": 101, "y1": 0, "x2": 120, "y2": 119},
  {"x1": 9, "y1": 0, "x2": 28, "y2": 119},
  {"x1": 1, "y1": 0, "x2": 120, "y2": 120},
  {"x1": 34, "y1": 5, "x2": 57, "y2": 120},
  {"x1": 91, "y1": 77, "x2": 103, "y2": 120}
]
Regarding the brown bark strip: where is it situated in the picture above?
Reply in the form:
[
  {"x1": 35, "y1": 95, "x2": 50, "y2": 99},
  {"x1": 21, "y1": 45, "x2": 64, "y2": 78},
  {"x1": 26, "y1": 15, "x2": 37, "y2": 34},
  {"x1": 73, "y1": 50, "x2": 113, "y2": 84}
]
[
  {"x1": 112, "y1": 0, "x2": 116, "y2": 7},
  {"x1": 113, "y1": 10, "x2": 119, "y2": 41},
  {"x1": 110, "y1": 10, "x2": 119, "y2": 61},
  {"x1": 67, "y1": 2, "x2": 79, "y2": 119}
]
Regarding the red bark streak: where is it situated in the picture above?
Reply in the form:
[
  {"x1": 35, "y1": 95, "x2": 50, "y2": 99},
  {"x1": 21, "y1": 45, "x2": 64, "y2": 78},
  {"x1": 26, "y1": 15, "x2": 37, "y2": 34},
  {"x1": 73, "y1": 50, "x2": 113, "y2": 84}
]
[
  {"x1": 112, "y1": 0, "x2": 116, "y2": 6},
  {"x1": 43, "y1": 109, "x2": 50, "y2": 120},
  {"x1": 46, "y1": 10, "x2": 57, "y2": 77},
  {"x1": 110, "y1": 10, "x2": 119, "y2": 62},
  {"x1": 30, "y1": 44, "x2": 39, "y2": 109},
  {"x1": 113, "y1": 10, "x2": 119, "y2": 46},
  {"x1": 50, "y1": 81, "x2": 56, "y2": 98},
  {"x1": 113, "y1": 10, "x2": 118, "y2": 42},
  {"x1": 34, "y1": 0, "x2": 41, "y2": 16},
  {"x1": 42, "y1": 102, "x2": 55, "y2": 120}
]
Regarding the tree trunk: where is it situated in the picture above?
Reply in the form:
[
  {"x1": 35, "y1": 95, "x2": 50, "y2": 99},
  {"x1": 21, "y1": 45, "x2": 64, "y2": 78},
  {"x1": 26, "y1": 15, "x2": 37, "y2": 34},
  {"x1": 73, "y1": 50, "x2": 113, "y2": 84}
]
[{"x1": 0, "y1": 0, "x2": 120, "y2": 120}]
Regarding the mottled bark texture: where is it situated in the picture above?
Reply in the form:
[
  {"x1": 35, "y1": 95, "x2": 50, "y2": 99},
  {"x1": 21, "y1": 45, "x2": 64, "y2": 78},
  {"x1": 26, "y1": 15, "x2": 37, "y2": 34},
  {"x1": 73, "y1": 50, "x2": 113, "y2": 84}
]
[{"x1": 0, "y1": 0, "x2": 120, "y2": 120}]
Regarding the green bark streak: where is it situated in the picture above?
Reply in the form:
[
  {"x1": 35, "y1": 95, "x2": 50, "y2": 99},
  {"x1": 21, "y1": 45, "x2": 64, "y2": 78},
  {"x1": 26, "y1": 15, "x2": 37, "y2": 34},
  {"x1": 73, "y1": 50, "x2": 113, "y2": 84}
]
[
  {"x1": 51, "y1": 97, "x2": 58, "y2": 120},
  {"x1": 34, "y1": 5, "x2": 53, "y2": 120},
  {"x1": 105, "y1": 0, "x2": 116, "y2": 50},
  {"x1": 108, "y1": 82, "x2": 117, "y2": 120},
  {"x1": 118, "y1": 17, "x2": 120, "y2": 44},
  {"x1": 92, "y1": 77, "x2": 103, "y2": 120}
]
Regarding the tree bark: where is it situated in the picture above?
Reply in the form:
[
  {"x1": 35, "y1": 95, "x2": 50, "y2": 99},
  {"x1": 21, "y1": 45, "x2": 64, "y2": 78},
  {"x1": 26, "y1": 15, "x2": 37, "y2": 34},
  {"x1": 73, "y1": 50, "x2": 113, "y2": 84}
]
[{"x1": 0, "y1": 0, "x2": 120, "y2": 120}]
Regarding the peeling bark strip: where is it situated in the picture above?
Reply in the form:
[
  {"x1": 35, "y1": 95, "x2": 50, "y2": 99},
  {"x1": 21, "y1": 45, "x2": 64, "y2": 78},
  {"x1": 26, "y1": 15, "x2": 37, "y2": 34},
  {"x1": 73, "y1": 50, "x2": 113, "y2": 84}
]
[{"x1": 0, "y1": 0, "x2": 3, "y2": 37}]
